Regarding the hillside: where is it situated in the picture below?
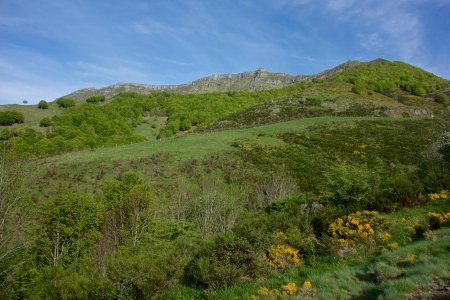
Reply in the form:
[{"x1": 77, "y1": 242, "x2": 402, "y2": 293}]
[{"x1": 1, "y1": 59, "x2": 450, "y2": 299}]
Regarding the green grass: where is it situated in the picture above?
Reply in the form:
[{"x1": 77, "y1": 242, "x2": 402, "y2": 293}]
[
  {"x1": 45, "y1": 116, "x2": 409, "y2": 165},
  {"x1": 134, "y1": 116, "x2": 167, "y2": 140},
  {"x1": 0, "y1": 102, "x2": 61, "y2": 130}
]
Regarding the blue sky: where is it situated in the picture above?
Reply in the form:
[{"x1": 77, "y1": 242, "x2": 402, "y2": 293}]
[{"x1": 1, "y1": 0, "x2": 449, "y2": 104}]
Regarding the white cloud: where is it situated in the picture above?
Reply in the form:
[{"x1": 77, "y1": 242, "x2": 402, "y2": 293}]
[{"x1": 325, "y1": 0, "x2": 425, "y2": 60}]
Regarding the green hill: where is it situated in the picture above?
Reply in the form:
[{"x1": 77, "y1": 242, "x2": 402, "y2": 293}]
[{"x1": 1, "y1": 59, "x2": 449, "y2": 299}]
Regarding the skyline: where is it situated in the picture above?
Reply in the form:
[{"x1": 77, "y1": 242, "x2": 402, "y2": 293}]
[{"x1": 1, "y1": 0, "x2": 450, "y2": 104}]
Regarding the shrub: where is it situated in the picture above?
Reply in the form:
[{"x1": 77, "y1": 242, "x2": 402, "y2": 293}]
[
  {"x1": 56, "y1": 98, "x2": 76, "y2": 108},
  {"x1": 427, "y1": 212, "x2": 450, "y2": 228},
  {"x1": 38, "y1": 100, "x2": 48, "y2": 109},
  {"x1": 86, "y1": 95, "x2": 105, "y2": 104},
  {"x1": 185, "y1": 233, "x2": 264, "y2": 288},
  {"x1": 280, "y1": 282, "x2": 297, "y2": 295},
  {"x1": 266, "y1": 244, "x2": 300, "y2": 269},
  {"x1": 367, "y1": 262, "x2": 403, "y2": 283},
  {"x1": 434, "y1": 92, "x2": 449, "y2": 106},
  {"x1": 0, "y1": 110, "x2": 24, "y2": 125},
  {"x1": 438, "y1": 132, "x2": 450, "y2": 166},
  {"x1": 39, "y1": 117, "x2": 52, "y2": 127}
]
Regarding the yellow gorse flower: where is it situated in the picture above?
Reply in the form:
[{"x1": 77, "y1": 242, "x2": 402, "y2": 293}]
[
  {"x1": 380, "y1": 232, "x2": 391, "y2": 242},
  {"x1": 303, "y1": 281, "x2": 313, "y2": 288},
  {"x1": 387, "y1": 242, "x2": 398, "y2": 250},
  {"x1": 328, "y1": 211, "x2": 380, "y2": 241},
  {"x1": 429, "y1": 190, "x2": 448, "y2": 200},
  {"x1": 280, "y1": 282, "x2": 297, "y2": 295},
  {"x1": 257, "y1": 287, "x2": 270, "y2": 296},
  {"x1": 427, "y1": 212, "x2": 450, "y2": 224},
  {"x1": 266, "y1": 244, "x2": 300, "y2": 269}
]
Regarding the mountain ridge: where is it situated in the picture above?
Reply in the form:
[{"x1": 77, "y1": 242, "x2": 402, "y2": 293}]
[{"x1": 61, "y1": 61, "x2": 365, "y2": 101}]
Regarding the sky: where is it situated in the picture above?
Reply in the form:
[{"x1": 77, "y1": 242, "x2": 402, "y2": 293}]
[{"x1": 1, "y1": 0, "x2": 450, "y2": 104}]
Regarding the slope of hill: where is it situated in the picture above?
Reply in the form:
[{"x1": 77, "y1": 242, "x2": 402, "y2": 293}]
[{"x1": 1, "y1": 58, "x2": 450, "y2": 300}]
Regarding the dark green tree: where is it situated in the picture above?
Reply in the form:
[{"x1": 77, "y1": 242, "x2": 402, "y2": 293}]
[{"x1": 38, "y1": 100, "x2": 48, "y2": 109}]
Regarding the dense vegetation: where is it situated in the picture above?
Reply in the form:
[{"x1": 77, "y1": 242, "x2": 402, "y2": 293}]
[
  {"x1": 331, "y1": 59, "x2": 449, "y2": 96},
  {"x1": 1, "y1": 86, "x2": 302, "y2": 156},
  {"x1": 0, "y1": 60, "x2": 449, "y2": 299},
  {"x1": 86, "y1": 95, "x2": 106, "y2": 104},
  {"x1": 0, "y1": 110, "x2": 24, "y2": 125}
]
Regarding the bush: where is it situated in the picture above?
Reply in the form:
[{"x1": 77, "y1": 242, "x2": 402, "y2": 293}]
[
  {"x1": 56, "y1": 98, "x2": 76, "y2": 108},
  {"x1": 434, "y1": 92, "x2": 449, "y2": 106},
  {"x1": 0, "y1": 110, "x2": 24, "y2": 125},
  {"x1": 186, "y1": 233, "x2": 265, "y2": 288},
  {"x1": 86, "y1": 95, "x2": 105, "y2": 104},
  {"x1": 39, "y1": 117, "x2": 52, "y2": 127},
  {"x1": 438, "y1": 132, "x2": 450, "y2": 167},
  {"x1": 38, "y1": 100, "x2": 48, "y2": 109}
]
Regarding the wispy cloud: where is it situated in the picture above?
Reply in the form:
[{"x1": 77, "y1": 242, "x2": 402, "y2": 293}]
[
  {"x1": 153, "y1": 57, "x2": 192, "y2": 66},
  {"x1": 324, "y1": 0, "x2": 424, "y2": 60}
]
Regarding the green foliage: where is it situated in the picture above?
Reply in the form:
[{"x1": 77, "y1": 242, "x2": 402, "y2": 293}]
[
  {"x1": 34, "y1": 192, "x2": 103, "y2": 267},
  {"x1": 104, "y1": 222, "x2": 197, "y2": 299},
  {"x1": 86, "y1": 95, "x2": 105, "y2": 104},
  {"x1": 438, "y1": 132, "x2": 450, "y2": 167},
  {"x1": 186, "y1": 233, "x2": 265, "y2": 288},
  {"x1": 38, "y1": 100, "x2": 48, "y2": 109},
  {"x1": 330, "y1": 60, "x2": 449, "y2": 95},
  {"x1": 0, "y1": 110, "x2": 24, "y2": 125},
  {"x1": 351, "y1": 80, "x2": 364, "y2": 94},
  {"x1": 56, "y1": 98, "x2": 76, "y2": 108},
  {"x1": 39, "y1": 117, "x2": 52, "y2": 127},
  {"x1": 434, "y1": 92, "x2": 449, "y2": 106}
]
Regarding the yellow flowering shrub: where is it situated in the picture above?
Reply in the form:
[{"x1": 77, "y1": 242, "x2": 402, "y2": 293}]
[
  {"x1": 257, "y1": 287, "x2": 270, "y2": 296},
  {"x1": 266, "y1": 244, "x2": 300, "y2": 269},
  {"x1": 252, "y1": 282, "x2": 302, "y2": 299},
  {"x1": 427, "y1": 212, "x2": 450, "y2": 224},
  {"x1": 328, "y1": 210, "x2": 387, "y2": 241},
  {"x1": 424, "y1": 229, "x2": 436, "y2": 240},
  {"x1": 387, "y1": 242, "x2": 398, "y2": 250},
  {"x1": 407, "y1": 255, "x2": 416, "y2": 263},
  {"x1": 353, "y1": 144, "x2": 367, "y2": 158},
  {"x1": 303, "y1": 281, "x2": 313, "y2": 288},
  {"x1": 238, "y1": 143, "x2": 253, "y2": 152},
  {"x1": 428, "y1": 190, "x2": 448, "y2": 200},
  {"x1": 379, "y1": 232, "x2": 391, "y2": 242},
  {"x1": 274, "y1": 231, "x2": 288, "y2": 243},
  {"x1": 280, "y1": 282, "x2": 297, "y2": 295}
]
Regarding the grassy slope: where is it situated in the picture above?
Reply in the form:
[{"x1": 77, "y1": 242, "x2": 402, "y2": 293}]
[
  {"x1": 0, "y1": 102, "x2": 61, "y2": 130},
  {"x1": 43, "y1": 116, "x2": 408, "y2": 165}
]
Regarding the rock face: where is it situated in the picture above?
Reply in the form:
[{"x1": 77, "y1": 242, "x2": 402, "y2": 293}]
[{"x1": 60, "y1": 61, "x2": 363, "y2": 101}]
